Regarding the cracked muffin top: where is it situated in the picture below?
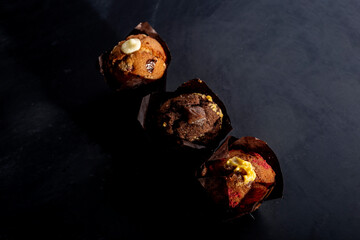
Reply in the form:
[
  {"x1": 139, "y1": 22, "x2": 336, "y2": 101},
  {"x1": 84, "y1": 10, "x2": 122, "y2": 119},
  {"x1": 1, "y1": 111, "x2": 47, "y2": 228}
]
[{"x1": 157, "y1": 93, "x2": 223, "y2": 144}]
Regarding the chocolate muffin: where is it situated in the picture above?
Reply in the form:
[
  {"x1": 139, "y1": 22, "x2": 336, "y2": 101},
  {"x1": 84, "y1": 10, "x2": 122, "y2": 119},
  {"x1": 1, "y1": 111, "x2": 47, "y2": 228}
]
[
  {"x1": 138, "y1": 79, "x2": 232, "y2": 151},
  {"x1": 157, "y1": 93, "x2": 223, "y2": 145},
  {"x1": 99, "y1": 22, "x2": 171, "y2": 91}
]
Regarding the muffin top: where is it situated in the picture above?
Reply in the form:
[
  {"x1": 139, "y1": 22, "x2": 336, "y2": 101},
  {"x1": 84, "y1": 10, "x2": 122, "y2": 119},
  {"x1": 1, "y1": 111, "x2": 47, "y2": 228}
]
[
  {"x1": 228, "y1": 150, "x2": 275, "y2": 186},
  {"x1": 109, "y1": 34, "x2": 167, "y2": 80},
  {"x1": 157, "y1": 93, "x2": 223, "y2": 144},
  {"x1": 199, "y1": 149, "x2": 275, "y2": 208}
]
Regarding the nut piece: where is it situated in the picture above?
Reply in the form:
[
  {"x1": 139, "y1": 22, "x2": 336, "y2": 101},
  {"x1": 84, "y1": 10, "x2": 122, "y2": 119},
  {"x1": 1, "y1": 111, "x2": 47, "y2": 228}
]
[{"x1": 120, "y1": 38, "x2": 141, "y2": 54}]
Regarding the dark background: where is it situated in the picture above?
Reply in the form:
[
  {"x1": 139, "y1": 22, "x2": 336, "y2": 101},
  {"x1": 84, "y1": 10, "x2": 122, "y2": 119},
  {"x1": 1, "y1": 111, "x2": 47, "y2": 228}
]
[{"x1": 1, "y1": 0, "x2": 360, "y2": 239}]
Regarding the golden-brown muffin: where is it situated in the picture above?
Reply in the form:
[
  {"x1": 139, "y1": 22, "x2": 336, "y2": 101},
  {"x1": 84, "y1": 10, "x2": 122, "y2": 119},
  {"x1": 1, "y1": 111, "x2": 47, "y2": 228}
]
[{"x1": 109, "y1": 34, "x2": 167, "y2": 80}]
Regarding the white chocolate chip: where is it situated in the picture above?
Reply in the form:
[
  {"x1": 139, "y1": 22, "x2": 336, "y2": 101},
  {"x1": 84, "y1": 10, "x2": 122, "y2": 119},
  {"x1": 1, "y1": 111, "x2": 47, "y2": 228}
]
[{"x1": 120, "y1": 38, "x2": 141, "y2": 54}]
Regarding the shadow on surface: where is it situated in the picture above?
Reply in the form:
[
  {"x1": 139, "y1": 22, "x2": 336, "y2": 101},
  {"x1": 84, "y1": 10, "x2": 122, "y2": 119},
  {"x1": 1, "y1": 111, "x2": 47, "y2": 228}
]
[{"x1": 1, "y1": 0, "x2": 265, "y2": 239}]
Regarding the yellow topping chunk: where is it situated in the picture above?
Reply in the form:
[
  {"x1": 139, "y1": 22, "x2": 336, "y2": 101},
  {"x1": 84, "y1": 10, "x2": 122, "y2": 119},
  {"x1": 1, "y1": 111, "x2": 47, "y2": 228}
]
[
  {"x1": 206, "y1": 95, "x2": 213, "y2": 102},
  {"x1": 226, "y1": 157, "x2": 256, "y2": 184},
  {"x1": 209, "y1": 103, "x2": 223, "y2": 118}
]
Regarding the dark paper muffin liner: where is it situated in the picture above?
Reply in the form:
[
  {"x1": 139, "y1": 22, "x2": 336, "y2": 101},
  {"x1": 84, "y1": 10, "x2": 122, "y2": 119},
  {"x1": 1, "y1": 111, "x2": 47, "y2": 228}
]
[
  {"x1": 98, "y1": 22, "x2": 171, "y2": 95},
  {"x1": 137, "y1": 79, "x2": 232, "y2": 154},
  {"x1": 196, "y1": 135, "x2": 284, "y2": 220}
]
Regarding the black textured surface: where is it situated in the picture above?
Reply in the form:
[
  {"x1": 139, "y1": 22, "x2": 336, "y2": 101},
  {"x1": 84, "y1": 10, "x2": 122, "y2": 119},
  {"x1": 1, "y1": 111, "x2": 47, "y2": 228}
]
[{"x1": 1, "y1": 0, "x2": 360, "y2": 239}]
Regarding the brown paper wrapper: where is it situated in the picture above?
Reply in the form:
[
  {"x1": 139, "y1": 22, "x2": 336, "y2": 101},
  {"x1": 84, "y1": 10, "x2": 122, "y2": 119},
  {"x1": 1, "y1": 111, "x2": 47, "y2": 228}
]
[
  {"x1": 98, "y1": 22, "x2": 171, "y2": 95},
  {"x1": 196, "y1": 136, "x2": 283, "y2": 220},
  {"x1": 137, "y1": 79, "x2": 232, "y2": 155}
]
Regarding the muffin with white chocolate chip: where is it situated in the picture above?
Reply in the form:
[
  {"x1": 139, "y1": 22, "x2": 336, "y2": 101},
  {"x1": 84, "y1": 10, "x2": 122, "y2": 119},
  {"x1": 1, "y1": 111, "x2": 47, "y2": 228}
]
[
  {"x1": 99, "y1": 22, "x2": 170, "y2": 91},
  {"x1": 109, "y1": 34, "x2": 167, "y2": 80}
]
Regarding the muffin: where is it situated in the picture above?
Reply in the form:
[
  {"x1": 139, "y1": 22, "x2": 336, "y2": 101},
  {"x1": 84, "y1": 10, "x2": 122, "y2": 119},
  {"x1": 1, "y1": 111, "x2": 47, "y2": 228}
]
[
  {"x1": 197, "y1": 136, "x2": 283, "y2": 219},
  {"x1": 99, "y1": 22, "x2": 171, "y2": 92},
  {"x1": 157, "y1": 93, "x2": 223, "y2": 145},
  {"x1": 138, "y1": 79, "x2": 232, "y2": 150},
  {"x1": 108, "y1": 34, "x2": 167, "y2": 81},
  {"x1": 200, "y1": 149, "x2": 275, "y2": 208}
]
